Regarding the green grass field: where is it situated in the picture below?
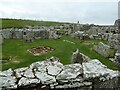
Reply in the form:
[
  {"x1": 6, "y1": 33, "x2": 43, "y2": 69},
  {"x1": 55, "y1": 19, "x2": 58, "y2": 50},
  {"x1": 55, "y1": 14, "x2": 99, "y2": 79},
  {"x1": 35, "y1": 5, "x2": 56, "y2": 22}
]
[
  {"x1": 1, "y1": 36, "x2": 120, "y2": 71},
  {"x1": 0, "y1": 18, "x2": 70, "y2": 29}
]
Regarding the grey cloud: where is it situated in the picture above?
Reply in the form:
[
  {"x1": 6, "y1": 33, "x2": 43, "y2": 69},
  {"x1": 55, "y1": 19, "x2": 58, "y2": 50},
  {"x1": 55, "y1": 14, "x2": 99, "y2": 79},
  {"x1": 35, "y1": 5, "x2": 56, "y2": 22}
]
[{"x1": 0, "y1": 1, "x2": 118, "y2": 25}]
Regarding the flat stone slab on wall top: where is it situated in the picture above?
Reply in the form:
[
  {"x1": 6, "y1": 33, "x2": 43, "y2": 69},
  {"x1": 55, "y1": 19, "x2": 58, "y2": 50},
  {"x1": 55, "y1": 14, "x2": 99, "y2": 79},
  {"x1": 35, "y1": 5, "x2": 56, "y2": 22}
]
[
  {"x1": 83, "y1": 59, "x2": 119, "y2": 81},
  {"x1": 18, "y1": 77, "x2": 40, "y2": 87},
  {"x1": 56, "y1": 63, "x2": 83, "y2": 80}
]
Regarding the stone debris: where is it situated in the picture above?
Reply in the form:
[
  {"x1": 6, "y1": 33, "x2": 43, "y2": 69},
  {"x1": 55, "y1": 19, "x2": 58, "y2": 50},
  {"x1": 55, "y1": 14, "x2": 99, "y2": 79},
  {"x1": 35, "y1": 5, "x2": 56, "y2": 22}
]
[{"x1": 0, "y1": 57, "x2": 119, "y2": 89}]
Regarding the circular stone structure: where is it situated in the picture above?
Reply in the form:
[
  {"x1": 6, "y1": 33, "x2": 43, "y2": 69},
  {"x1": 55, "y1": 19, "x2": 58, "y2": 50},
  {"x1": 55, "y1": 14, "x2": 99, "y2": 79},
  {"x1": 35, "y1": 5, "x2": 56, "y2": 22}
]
[{"x1": 28, "y1": 46, "x2": 54, "y2": 56}]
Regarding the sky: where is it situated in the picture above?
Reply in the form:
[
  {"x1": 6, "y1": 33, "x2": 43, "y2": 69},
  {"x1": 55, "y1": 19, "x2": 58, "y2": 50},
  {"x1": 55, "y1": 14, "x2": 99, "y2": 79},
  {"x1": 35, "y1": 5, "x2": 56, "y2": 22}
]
[{"x1": 0, "y1": 0, "x2": 120, "y2": 25}]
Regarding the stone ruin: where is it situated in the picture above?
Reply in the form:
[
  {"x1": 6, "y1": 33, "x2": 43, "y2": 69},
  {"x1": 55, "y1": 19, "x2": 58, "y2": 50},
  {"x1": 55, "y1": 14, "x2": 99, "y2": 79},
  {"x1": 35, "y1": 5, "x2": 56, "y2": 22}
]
[
  {"x1": 1, "y1": 20, "x2": 120, "y2": 89},
  {"x1": 108, "y1": 34, "x2": 120, "y2": 50},
  {"x1": 70, "y1": 25, "x2": 118, "y2": 40},
  {"x1": 114, "y1": 19, "x2": 120, "y2": 63},
  {"x1": 71, "y1": 31, "x2": 89, "y2": 40},
  {"x1": 93, "y1": 42, "x2": 115, "y2": 58},
  {"x1": 69, "y1": 20, "x2": 120, "y2": 64},
  {"x1": 0, "y1": 26, "x2": 60, "y2": 42},
  {"x1": 71, "y1": 49, "x2": 90, "y2": 64},
  {"x1": 115, "y1": 47, "x2": 120, "y2": 63},
  {"x1": 0, "y1": 56, "x2": 119, "y2": 90},
  {"x1": 1, "y1": 20, "x2": 120, "y2": 64},
  {"x1": 28, "y1": 46, "x2": 55, "y2": 56}
]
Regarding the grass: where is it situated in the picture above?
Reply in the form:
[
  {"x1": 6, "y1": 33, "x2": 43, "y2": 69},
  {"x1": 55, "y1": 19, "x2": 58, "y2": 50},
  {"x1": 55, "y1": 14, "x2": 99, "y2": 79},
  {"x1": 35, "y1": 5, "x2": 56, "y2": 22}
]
[
  {"x1": 108, "y1": 49, "x2": 116, "y2": 58},
  {"x1": 1, "y1": 35, "x2": 120, "y2": 71},
  {"x1": 0, "y1": 18, "x2": 70, "y2": 29}
]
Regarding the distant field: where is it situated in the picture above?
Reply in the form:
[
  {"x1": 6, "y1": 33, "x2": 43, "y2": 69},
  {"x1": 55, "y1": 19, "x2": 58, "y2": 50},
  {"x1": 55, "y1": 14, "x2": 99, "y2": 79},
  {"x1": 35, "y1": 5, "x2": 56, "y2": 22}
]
[
  {"x1": 1, "y1": 36, "x2": 120, "y2": 71},
  {"x1": 0, "y1": 18, "x2": 70, "y2": 29}
]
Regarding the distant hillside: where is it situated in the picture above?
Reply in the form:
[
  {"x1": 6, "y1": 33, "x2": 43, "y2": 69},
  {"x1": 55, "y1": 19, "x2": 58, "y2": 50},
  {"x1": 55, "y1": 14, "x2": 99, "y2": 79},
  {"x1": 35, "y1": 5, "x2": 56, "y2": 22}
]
[{"x1": 0, "y1": 18, "x2": 70, "y2": 29}]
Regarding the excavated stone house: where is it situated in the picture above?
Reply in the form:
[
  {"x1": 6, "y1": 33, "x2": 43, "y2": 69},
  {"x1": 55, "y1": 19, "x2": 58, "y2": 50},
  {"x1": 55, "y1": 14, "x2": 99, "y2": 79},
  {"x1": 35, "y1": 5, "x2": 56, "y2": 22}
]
[{"x1": 0, "y1": 26, "x2": 60, "y2": 42}]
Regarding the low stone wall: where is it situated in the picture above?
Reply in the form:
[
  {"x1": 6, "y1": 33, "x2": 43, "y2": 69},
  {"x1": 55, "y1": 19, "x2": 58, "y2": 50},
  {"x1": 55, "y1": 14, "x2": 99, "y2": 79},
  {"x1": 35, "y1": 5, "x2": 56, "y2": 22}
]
[
  {"x1": 71, "y1": 31, "x2": 90, "y2": 40},
  {"x1": 93, "y1": 42, "x2": 115, "y2": 57},
  {"x1": 0, "y1": 57, "x2": 119, "y2": 90}
]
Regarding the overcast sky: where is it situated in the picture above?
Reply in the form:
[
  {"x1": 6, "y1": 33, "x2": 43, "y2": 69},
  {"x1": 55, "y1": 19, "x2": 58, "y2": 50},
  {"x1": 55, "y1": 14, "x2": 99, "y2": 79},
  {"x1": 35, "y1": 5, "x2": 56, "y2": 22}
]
[{"x1": 0, "y1": 0, "x2": 119, "y2": 25}]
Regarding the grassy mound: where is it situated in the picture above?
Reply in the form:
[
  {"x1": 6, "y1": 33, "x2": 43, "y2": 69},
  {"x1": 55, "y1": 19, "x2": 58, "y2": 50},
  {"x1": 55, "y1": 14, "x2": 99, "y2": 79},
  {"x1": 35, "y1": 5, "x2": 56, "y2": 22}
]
[
  {"x1": 1, "y1": 36, "x2": 120, "y2": 71},
  {"x1": 0, "y1": 18, "x2": 69, "y2": 29}
]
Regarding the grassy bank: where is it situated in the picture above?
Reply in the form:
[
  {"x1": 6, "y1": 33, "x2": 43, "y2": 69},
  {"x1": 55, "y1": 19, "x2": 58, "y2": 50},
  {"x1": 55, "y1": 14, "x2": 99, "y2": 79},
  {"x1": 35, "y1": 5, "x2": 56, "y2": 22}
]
[{"x1": 0, "y1": 18, "x2": 69, "y2": 29}]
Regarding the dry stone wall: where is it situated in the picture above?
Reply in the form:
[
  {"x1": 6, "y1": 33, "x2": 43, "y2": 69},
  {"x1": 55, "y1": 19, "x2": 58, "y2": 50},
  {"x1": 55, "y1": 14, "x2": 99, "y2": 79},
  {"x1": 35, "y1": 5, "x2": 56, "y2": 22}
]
[
  {"x1": 0, "y1": 27, "x2": 59, "y2": 40},
  {"x1": 0, "y1": 57, "x2": 119, "y2": 90}
]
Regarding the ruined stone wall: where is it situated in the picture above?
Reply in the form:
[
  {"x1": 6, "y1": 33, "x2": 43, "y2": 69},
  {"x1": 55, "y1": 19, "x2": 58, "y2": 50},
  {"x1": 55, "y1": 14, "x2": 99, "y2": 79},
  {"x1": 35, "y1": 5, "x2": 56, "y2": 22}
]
[
  {"x1": 0, "y1": 28, "x2": 59, "y2": 40},
  {"x1": 108, "y1": 34, "x2": 120, "y2": 50},
  {"x1": 0, "y1": 57, "x2": 119, "y2": 90},
  {"x1": 93, "y1": 42, "x2": 115, "y2": 57}
]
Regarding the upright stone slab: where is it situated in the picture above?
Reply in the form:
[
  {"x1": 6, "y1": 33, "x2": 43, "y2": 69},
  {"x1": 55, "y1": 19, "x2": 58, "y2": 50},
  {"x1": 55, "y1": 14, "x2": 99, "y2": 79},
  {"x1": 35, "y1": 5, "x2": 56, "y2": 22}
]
[
  {"x1": 71, "y1": 49, "x2": 83, "y2": 64},
  {"x1": 93, "y1": 42, "x2": 115, "y2": 58},
  {"x1": 0, "y1": 33, "x2": 3, "y2": 44}
]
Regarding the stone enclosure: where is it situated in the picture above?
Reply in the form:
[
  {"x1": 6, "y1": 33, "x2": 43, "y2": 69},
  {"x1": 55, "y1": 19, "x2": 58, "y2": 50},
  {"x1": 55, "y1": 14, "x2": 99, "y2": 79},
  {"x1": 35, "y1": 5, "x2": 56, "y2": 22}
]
[
  {"x1": 1, "y1": 19, "x2": 120, "y2": 89},
  {"x1": 28, "y1": 46, "x2": 55, "y2": 56}
]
